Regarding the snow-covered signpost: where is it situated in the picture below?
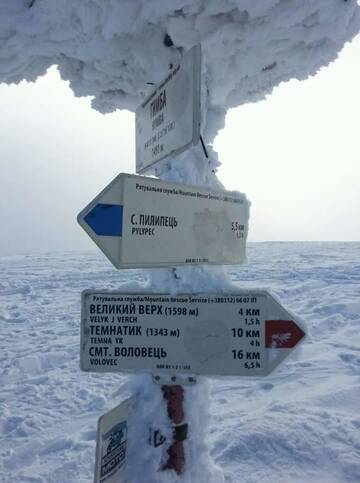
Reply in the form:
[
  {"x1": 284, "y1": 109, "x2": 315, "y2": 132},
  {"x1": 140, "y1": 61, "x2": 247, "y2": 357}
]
[{"x1": 78, "y1": 43, "x2": 306, "y2": 481}]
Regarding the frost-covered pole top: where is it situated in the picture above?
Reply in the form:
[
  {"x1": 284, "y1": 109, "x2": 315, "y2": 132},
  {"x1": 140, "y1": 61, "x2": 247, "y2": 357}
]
[{"x1": 1, "y1": 0, "x2": 359, "y2": 142}]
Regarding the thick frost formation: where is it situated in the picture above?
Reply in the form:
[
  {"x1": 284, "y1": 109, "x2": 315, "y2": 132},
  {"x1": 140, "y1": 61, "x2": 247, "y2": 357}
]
[{"x1": 1, "y1": 0, "x2": 359, "y2": 143}]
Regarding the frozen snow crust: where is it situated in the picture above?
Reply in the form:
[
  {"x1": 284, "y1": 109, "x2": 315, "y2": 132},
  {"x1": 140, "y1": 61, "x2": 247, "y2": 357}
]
[{"x1": 1, "y1": 0, "x2": 359, "y2": 144}]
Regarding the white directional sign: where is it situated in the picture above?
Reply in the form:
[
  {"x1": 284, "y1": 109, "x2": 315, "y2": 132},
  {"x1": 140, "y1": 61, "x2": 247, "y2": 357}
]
[
  {"x1": 80, "y1": 291, "x2": 306, "y2": 377},
  {"x1": 77, "y1": 174, "x2": 249, "y2": 269},
  {"x1": 94, "y1": 396, "x2": 135, "y2": 483},
  {"x1": 136, "y1": 45, "x2": 201, "y2": 173}
]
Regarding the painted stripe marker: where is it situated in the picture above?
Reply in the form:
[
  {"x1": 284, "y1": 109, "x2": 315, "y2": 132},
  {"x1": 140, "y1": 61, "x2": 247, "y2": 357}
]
[{"x1": 84, "y1": 204, "x2": 123, "y2": 236}]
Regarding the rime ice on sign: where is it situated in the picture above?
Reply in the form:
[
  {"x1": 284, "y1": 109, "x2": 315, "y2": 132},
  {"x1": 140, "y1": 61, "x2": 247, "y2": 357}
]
[{"x1": 135, "y1": 45, "x2": 201, "y2": 173}]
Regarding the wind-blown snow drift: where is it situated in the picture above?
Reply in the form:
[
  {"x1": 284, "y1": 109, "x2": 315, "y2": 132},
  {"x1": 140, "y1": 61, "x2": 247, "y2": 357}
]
[{"x1": 1, "y1": 0, "x2": 359, "y2": 145}]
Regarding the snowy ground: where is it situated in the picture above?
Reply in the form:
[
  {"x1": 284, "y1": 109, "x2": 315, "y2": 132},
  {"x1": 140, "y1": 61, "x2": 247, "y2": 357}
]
[{"x1": 0, "y1": 242, "x2": 359, "y2": 483}]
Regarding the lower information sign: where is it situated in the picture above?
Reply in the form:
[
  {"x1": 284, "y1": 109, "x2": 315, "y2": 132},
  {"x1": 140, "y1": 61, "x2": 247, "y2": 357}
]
[
  {"x1": 81, "y1": 291, "x2": 306, "y2": 377},
  {"x1": 94, "y1": 396, "x2": 135, "y2": 483}
]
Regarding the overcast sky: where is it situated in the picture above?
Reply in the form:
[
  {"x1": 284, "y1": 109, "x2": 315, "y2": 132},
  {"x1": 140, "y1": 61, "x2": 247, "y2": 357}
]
[{"x1": 0, "y1": 37, "x2": 359, "y2": 256}]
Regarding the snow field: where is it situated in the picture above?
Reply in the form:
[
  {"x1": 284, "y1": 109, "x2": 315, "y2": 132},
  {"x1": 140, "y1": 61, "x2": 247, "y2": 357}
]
[{"x1": 0, "y1": 242, "x2": 359, "y2": 482}]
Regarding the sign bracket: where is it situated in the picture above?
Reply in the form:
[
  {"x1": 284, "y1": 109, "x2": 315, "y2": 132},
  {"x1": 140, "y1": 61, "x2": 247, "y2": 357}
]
[
  {"x1": 152, "y1": 373, "x2": 197, "y2": 386},
  {"x1": 200, "y1": 134, "x2": 208, "y2": 159}
]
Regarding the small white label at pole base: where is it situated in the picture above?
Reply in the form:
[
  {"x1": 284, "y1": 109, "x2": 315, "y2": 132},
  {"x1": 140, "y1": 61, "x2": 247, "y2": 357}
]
[
  {"x1": 77, "y1": 173, "x2": 249, "y2": 269},
  {"x1": 135, "y1": 45, "x2": 201, "y2": 173},
  {"x1": 81, "y1": 291, "x2": 306, "y2": 377},
  {"x1": 94, "y1": 396, "x2": 135, "y2": 483}
]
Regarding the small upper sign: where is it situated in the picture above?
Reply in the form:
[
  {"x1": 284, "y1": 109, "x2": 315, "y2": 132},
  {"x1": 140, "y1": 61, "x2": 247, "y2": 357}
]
[{"x1": 136, "y1": 45, "x2": 201, "y2": 173}]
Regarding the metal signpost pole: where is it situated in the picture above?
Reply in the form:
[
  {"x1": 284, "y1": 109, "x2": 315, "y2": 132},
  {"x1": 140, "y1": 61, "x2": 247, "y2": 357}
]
[
  {"x1": 140, "y1": 44, "x2": 200, "y2": 477},
  {"x1": 161, "y1": 385, "x2": 187, "y2": 474}
]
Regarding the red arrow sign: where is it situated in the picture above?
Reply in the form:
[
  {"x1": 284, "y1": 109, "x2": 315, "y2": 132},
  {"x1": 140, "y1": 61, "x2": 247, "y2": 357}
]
[{"x1": 265, "y1": 320, "x2": 305, "y2": 349}]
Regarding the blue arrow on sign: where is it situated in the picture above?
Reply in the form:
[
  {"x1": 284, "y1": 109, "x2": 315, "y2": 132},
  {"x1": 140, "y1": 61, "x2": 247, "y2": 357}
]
[{"x1": 84, "y1": 204, "x2": 123, "y2": 236}]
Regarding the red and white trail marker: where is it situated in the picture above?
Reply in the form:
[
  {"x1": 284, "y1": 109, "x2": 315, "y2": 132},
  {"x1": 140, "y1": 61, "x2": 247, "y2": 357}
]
[{"x1": 266, "y1": 320, "x2": 305, "y2": 349}]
